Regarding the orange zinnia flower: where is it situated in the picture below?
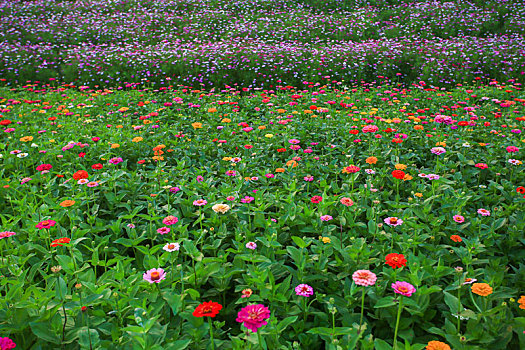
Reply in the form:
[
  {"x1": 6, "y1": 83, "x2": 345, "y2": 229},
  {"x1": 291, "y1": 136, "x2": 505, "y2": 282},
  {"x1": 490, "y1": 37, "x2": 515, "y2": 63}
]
[
  {"x1": 426, "y1": 340, "x2": 451, "y2": 350},
  {"x1": 365, "y1": 156, "x2": 377, "y2": 164},
  {"x1": 275, "y1": 168, "x2": 285, "y2": 173},
  {"x1": 518, "y1": 296, "x2": 525, "y2": 309},
  {"x1": 471, "y1": 283, "x2": 493, "y2": 296},
  {"x1": 60, "y1": 200, "x2": 76, "y2": 208},
  {"x1": 286, "y1": 160, "x2": 298, "y2": 168}
]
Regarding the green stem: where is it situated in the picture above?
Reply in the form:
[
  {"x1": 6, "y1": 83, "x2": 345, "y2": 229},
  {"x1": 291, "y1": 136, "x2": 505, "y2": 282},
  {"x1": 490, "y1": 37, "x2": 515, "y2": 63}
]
[
  {"x1": 359, "y1": 286, "x2": 365, "y2": 334},
  {"x1": 257, "y1": 329, "x2": 263, "y2": 350},
  {"x1": 457, "y1": 286, "x2": 461, "y2": 334},
  {"x1": 208, "y1": 317, "x2": 215, "y2": 350},
  {"x1": 393, "y1": 296, "x2": 403, "y2": 350}
]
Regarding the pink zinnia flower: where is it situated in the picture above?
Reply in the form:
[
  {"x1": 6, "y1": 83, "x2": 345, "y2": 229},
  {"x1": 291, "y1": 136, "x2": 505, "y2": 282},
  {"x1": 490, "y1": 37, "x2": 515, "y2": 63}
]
[
  {"x1": 453, "y1": 215, "x2": 465, "y2": 223},
  {"x1": 475, "y1": 163, "x2": 488, "y2": 169},
  {"x1": 0, "y1": 231, "x2": 16, "y2": 239},
  {"x1": 352, "y1": 270, "x2": 377, "y2": 286},
  {"x1": 226, "y1": 196, "x2": 235, "y2": 201},
  {"x1": 340, "y1": 197, "x2": 354, "y2": 206},
  {"x1": 295, "y1": 284, "x2": 314, "y2": 297},
  {"x1": 143, "y1": 268, "x2": 166, "y2": 283},
  {"x1": 384, "y1": 217, "x2": 403, "y2": 226},
  {"x1": 241, "y1": 196, "x2": 254, "y2": 203},
  {"x1": 477, "y1": 208, "x2": 491, "y2": 216},
  {"x1": 391, "y1": 281, "x2": 416, "y2": 297},
  {"x1": 36, "y1": 220, "x2": 56, "y2": 230},
  {"x1": 431, "y1": 147, "x2": 446, "y2": 155},
  {"x1": 236, "y1": 304, "x2": 271, "y2": 333},
  {"x1": 163, "y1": 215, "x2": 179, "y2": 225},
  {"x1": 246, "y1": 242, "x2": 257, "y2": 250},
  {"x1": 163, "y1": 242, "x2": 180, "y2": 252},
  {"x1": 320, "y1": 215, "x2": 333, "y2": 221},
  {"x1": 506, "y1": 146, "x2": 519, "y2": 153},
  {"x1": 109, "y1": 157, "x2": 123, "y2": 164},
  {"x1": 157, "y1": 227, "x2": 171, "y2": 235},
  {"x1": 193, "y1": 199, "x2": 207, "y2": 206},
  {"x1": 20, "y1": 177, "x2": 32, "y2": 184},
  {"x1": 304, "y1": 175, "x2": 314, "y2": 181},
  {"x1": 310, "y1": 195, "x2": 323, "y2": 203}
]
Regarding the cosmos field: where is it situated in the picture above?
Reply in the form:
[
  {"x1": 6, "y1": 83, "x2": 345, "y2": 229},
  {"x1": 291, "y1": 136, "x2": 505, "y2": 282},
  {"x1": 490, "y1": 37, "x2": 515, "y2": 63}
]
[{"x1": 1, "y1": 1, "x2": 525, "y2": 350}]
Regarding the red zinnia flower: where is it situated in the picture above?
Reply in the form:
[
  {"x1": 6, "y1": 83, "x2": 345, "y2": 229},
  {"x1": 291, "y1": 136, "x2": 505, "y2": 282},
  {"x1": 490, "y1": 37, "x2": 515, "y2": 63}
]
[
  {"x1": 310, "y1": 196, "x2": 323, "y2": 203},
  {"x1": 277, "y1": 148, "x2": 286, "y2": 152},
  {"x1": 385, "y1": 253, "x2": 407, "y2": 269},
  {"x1": 72, "y1": 170, "x2": 89, "y2": 180},
  {"x1": 51, "y1": 237, "x2": 71, "y2": 247},
  {"x1": 392, "y1": 170, "x2": 405, "y2": 179},
  {"x1": 517, "y1": 186, "x2": 525, "y2": 194},
  {"x1": 192, "y1": 301, "x2": 223, "y2": 318},
  {"x1": 92, "y1": 163, "x2": 103, "y2": 170}
]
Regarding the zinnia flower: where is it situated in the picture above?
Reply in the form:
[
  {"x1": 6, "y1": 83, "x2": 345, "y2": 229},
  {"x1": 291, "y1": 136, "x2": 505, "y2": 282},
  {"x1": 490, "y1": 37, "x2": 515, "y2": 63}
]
[
  {"x1": 163, "y1": 243, "x2": 180, "y2": 252},
  {"x1": 193, "y1": 199, "x2": 208, "y2": 206},
  {"x1": 450, "y1": 235, "x2": 462, "y2": 242},
  {"x1": 320, "y1": 215, "x2": 333, "y2": 221},
  {"x1": 51, "y1": 237, "x2": 71, "y2": 247},
  {"x1": 72, "y1": 170, "x2": 89, "y2": 180},
  {"x1": 0, "y1": 231, "x2": 16, "y2": 239},
  {"x1": 236, "y1": 304, "x2": 271, "y2": 333},
  {"x1": 342, "y1": 165, "x2": 361, "y2": 174},
  {"x1": 0, "y1": 337, "x2": 16, "y2": 350},
  {"x1": 471, "y1": 283, "x2": 493, "y2": 296},
  {"x1": 352, "y1": 270, "x2": 377, "y2": 286},
  {"x1": 340, "y1": 197, "x2": 354, "y2": 206},
  {"x1": 426, "y1": 340, "x2": 451, "y2": 350},
  {"x1": 385, "y1": 253, "x2": 407, "y2": 269},
  {"x1": 157, "y1": 227, "x2": 171, "y2": 235},
  {"x1": 246, "y1": 242, "x2": 257, "y2": 250},
  {"x1": 36, "y1": 220, "x2": 57, "y2": 230},
  {"x1": 453, "y1": 215, "x2": 465, "y2": 223},
  {"x1": 391, "y1": 281, "x2": 416, "y2": 297},
  {"x1": 162, "y1": 215, "x2": 179, "y2": 225},
  {"x1": 193, "y1": 301, "x2": 223, "y2": 317},
  {"x1": 143, "y1": 268, "x2": 166, "y2": 283},
  {"x1": 212, "y1": 204, "x2": 231, "y2": 214},
  {"x1": 295, "y1": 284, "x2": 314, "y2": 297},
  {"x1": 384, "y1": 217, "x2": 403, "y2": 226},
  {"x1": 477, "y1": 208, "x2": 491, "y2": 216},
  {"x1": 310, "y1": 196, "x2": 323, "y2": 203},
  {"x1": 241, "y1": 289, "x2": 253, "y2": 298},
  {"x1": 392, "y1": 170, "x2": 405, "y2": 180}
]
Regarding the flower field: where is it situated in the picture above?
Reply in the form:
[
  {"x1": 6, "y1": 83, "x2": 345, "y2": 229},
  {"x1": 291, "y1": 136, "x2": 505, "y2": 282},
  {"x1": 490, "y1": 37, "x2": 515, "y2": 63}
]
[
  {"x1": 1, "y1": 0, "x2": 525, "y2": 349},
  {"x1": 1, "y1": 0, "x2": 525, "y2": 88},
  {"x1": 0, "y1": 78, "x2": 524, "y2": 349}
]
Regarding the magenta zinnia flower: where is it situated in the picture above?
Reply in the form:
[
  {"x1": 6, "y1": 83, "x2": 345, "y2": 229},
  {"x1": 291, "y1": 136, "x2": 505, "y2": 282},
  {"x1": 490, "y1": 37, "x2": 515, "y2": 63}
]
[
  {"x1": 162, "y1": 215, "x2": 179, "y2": 225},
  {"x1": 320, "y1": 215, "x2": 333, "y2": 221},
  {"x1": 36, "y1": 220, "x2": 57, "y2": 230},
  {"x1": 477, "y1": 208, "x2": 491, "y2": 216},
  {"x1": 143, "y1": 268, "x2": 166, "y2": 283},
  {"x1": 295, "y1": 284, "x2": 314, "y2": 297},
  {"x1": 453, "y1": 215, "x2": 465, "y2": 223},
  {"x1": 157, "y1": 227, "x2": 171, "y2": 235},
  {"x1": 391, "y1": 281, "x2": 416, "y2": 297},
  {"x1": 0, "y1": 337, "x2": 16, "y2": 350},
  {"x1": 352, "y1": 270, "x2": 377, "y2": 286},
  {"x1": 236, "y1": 304, "x2": 271, "y2": 333}
]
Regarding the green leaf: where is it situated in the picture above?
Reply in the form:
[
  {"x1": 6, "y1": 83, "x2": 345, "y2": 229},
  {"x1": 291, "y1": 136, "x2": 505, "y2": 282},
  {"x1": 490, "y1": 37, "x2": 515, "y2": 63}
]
[
  {"x1": 374, "y1": 338, "x2": 393, "y2": 350},
  {"x1": 78, "y1": 328, "x2": 100, "y2": 349},
  {"x1": 30, "y1": 322, "x2": 61, "y2": 343},
  {"x1": 291, "y1": 236, "x2": 306, "y2": 248},
  {"x1": 374, "y1": 296, "x2": 396, "y2": 308},
  {"x1": 276, "y1": 316, "x2": 298, "y2": 332},
  {"x1": 443, "y1": 291, "x2": 460, "y2": 314}
]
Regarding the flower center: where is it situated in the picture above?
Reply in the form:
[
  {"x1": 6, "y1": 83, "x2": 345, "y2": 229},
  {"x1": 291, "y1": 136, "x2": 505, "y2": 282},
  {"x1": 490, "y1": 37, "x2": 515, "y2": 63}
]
[
  {"x1": 150, "y1": 271, "x2": 160, "y2": 280},
  {"x1": 390, "y1": 218, "x2": 398, "y2": 224},
  {"x1": 168, "y1": 244, "x2": 175, "y2": 249},
  {"x1": 202, "y1": 306, "x2": 213, "y2": 314},
  {"x1": 398, "y1": 286, "x2": 408, "y2": 293}
]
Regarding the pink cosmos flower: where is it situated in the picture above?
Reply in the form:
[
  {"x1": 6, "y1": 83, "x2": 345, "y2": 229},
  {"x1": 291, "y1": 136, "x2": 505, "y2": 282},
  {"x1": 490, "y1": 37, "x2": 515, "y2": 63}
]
[
  {"x1": 157, "y1": 227, "x2": 171, "y2": 235},
  {"x1": 163, "y1": 215, "x2": 179, "y2": 225},
  {"x1": 453, "y1": 215, "x2": 465, "y2": 223},
  {"x1": 236, "y1": 304, "x2": 271, "y2": 333},
  {"x1": 477, "y1": 208, "x2": 491, "y2": 216},
  {"x1": 384, "y1": 217, "x2": 403, "y2": 226},
  {"x1": 36, "y1": 220, "x2": 56, "y2": 230},
  {"x1": 0, "y1": 231, "x2": 16, "y2": 239},
  {"x1": 143, "y1": 268, "x2": 166, "y2": 283},
  {"x1": 295, "y1": 284, "x2": 314, "y2": 297},
  {"x1": 193, "y1": 199, "x2": 207, "y2": 206},
  {"x1": 352, "y1": 270, "x2": 377, "y2": 286},
  {"x1": 391, "y1": 281, "x2": 416, "y2": 297}
]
